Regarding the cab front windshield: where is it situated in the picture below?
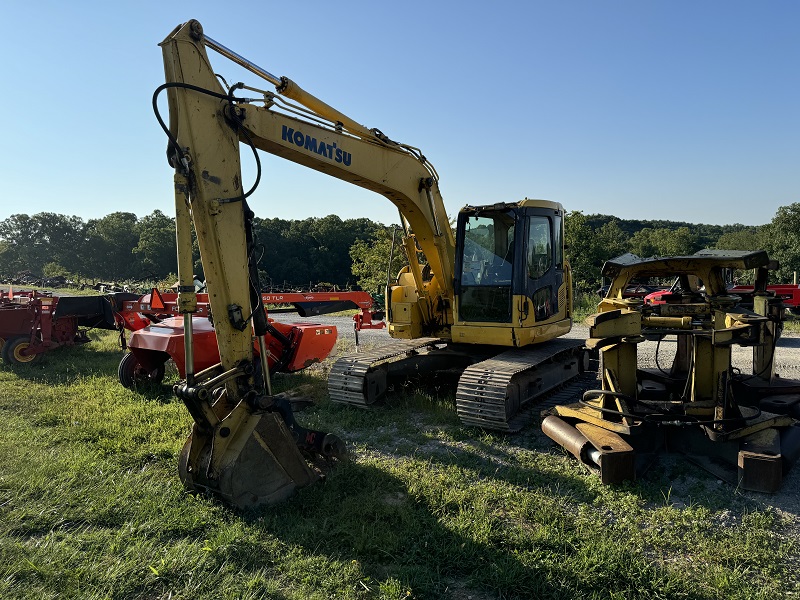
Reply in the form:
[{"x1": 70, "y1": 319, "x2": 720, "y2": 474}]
[{"x1": 458, "y1": 210, "x2": 515, "y2": 322}]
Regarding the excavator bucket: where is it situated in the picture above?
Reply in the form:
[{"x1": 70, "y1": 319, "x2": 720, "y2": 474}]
[{"x1": 178, "y1": 406, "x2": 345, "y2": 508}]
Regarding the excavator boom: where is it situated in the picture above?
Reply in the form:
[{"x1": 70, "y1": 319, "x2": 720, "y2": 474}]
[{"x1": 159, "y1": 19, "x2": 455, "y2": 341}]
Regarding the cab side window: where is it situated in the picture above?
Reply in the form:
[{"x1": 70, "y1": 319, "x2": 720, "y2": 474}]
[
  {"x1": 527, "y1": 217, "x2": 552, "y2": 279},
  {"x1": 553, "y1": 215, "x2": 563, "y2": 269}
]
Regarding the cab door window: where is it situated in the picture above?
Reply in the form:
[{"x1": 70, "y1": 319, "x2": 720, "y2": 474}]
[
  {"x1": 526, "y1": 216, "x2": 557, "y2": 322},
  {"x1": 527, "y1": 217, "x2": 552, "y2": 279}
]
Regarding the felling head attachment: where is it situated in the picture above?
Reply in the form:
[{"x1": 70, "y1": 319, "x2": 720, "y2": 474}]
[{"x1": 546, "y1": 250, "x2": 800, "y2": 493}]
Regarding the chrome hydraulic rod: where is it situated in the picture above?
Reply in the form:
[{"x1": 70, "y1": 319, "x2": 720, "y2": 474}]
[
  {"x1": 183, "y1": 313, "x2": 195, "y2": 386},
  {"x1": 257, "y1": 335, "x2": 273, "y2": 396},
  {"x1": 203, "y1": 34, "x2": 282, "y2": 87},
  {"x1": 203, "y1": 27, "x2": 374, "y2": 140}
]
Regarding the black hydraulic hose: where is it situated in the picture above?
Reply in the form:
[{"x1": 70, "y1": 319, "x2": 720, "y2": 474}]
[
  {"x1": 233, "y1": 113, "x2": 262, "y2": 201},
  {"x1": 243, "y1": 201, "x2": 268, "y2": 337},
  {"x1": 151, "y1": 82, "x2": 261, "y2": 201},
  {"x1": 579, "y1": 390, "x2": 643, "y2": 421}
]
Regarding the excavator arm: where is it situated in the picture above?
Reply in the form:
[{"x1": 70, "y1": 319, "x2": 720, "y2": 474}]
[{"x1": 159, "y1": 20, "x2": 357, "y2": 508}]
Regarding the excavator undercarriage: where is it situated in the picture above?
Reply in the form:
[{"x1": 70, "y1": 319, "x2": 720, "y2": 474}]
[{"x1": 329, "y1": 338, "x2": 589, "y2": 432}]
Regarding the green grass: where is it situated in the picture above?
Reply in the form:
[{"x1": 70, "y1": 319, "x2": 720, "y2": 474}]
[
  {"x1": 783, "y1": 317, "x2": 800, "y2": 334},
  {"x1": 0, "y1": 331, "x2": 797, "y2": 599},
  {"x1": 573, "y1": 292, "x2": 601, "y2": 322}
]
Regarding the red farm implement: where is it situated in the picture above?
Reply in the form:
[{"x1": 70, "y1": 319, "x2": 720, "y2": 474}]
[
  {"x1": 0, "y1": 289, "x2": 123, "y2": 365},
  {"x1": 116, "y1": 289, "x2": 384, "y2": 388}
]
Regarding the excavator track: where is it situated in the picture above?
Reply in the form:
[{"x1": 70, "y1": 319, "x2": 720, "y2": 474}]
[
  {"x1": 456, "y1": 338, "x2": 588, "y2": 432},
  {"x1": 328, "y1": 337, "x2": 444, "y2": 407}
]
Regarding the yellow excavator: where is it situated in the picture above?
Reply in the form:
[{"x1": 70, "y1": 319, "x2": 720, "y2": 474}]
[{"x1": 158, "y1": 20, "x2": 588, "y2": 507}]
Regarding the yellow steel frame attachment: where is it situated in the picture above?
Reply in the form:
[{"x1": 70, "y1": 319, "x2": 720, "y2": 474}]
[{"x1": 550, "y1": 251, "x2": 797, "y2": 492}]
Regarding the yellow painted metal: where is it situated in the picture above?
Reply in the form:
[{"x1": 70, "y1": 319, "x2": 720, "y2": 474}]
[
  {"x1": 160, "y1": 21, "x2": 324, "y2": 507},
  {"x1": 11, "y1": 341, "x2": 36, "y2": 363},
  {"x1": 752, "y1": 295, "x2": 777, "y2": 381},
  {"x1": 553, "y1": 250, "x2": 799, "y2": 489},
  {"x1": 450, "y1": 323, "x2": 516, "y2": 346},
  {"x1": 691, "y1": 310, "x2": 731, "y2": 406},
  {"x1": 586, "y1": 309, "x2": 641, "y2": 350},
  {"x1": 174, "y1": 172, "x2": 197, "y2": 316},
  {"x1": 162, "y1": 20, "x2": 580, "y2": 357},
  {"x1": 553, "y1": 403, "x2": 640, "y2": 436},
  {"x1": 512, "y1": 319, "x2": 573, "y2": 347},
  {"x1": 450, "y1": 320, "x2": 572, "y2": 347},
  {"x1": 276, "y1": 77, "x2": 374, "y2": 140},
  {"x1": 227, "y1": 87, "x2": 455, "y2": 336},
  {"x1": 160, "y1": 23, "x2": 587, "y2": 491},
  {"x1": 450, "y1": 250, "x2": 573, "y2": 347},
  {"x1": 642, "y1": 315, "x2": 692, "y2": 329},
  {"x1": 160, "y1": 23, "x2": 252, "y2": 375},
  {"x1": 517, "y1": 198, "x2": 563, "y2": 211}
]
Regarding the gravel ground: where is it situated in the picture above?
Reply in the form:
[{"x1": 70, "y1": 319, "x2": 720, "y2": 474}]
[{"x1": 274, "y1": 313, "x2": 800, "y2": 519}]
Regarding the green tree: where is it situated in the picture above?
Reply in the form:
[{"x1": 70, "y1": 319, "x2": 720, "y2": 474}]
[
  {"x1": 627, "y1": 228, "x2": 657, "y2": 258},
  {"x1": 252, "y1": 215, "x2": 381, "y2": 289},
  {"x1": 628, "y1": 227, "x2": 699, "y2": 258},
  {"x1": 84, "y1": 212, "x2": 140, "y2": 280},
  {"x1": 715, "y1": 228, "x2": 766, "y2": 252},
  {"x1": 0, "y1": 240, "x2": 13, "y2": 278},
  {"x1": 42, "y1": 262, "x2": 71, "y2": 278},
  {"x1": 0, "y1": 213, "x2": 86, "y2": 277},
  {"x1": 564, "y1": 212, "x2": 627, "y2": 291},
  {"x1": 133, "y1": 210, "x2": 177, "y2": 279},
  {"x1": 657, "y1": 227, "x2": 699, "y2": 256},
  {"x1": 761, "y1": 203, "x2": 800, "y2": 283},
  {"x1": 350, "y1": 226, "x2": 408, "y2": 294}
]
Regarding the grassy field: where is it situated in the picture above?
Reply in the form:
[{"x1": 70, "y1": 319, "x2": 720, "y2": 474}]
[{"x1": 0, "y1": 330, "x2": 798, "y2": 599}]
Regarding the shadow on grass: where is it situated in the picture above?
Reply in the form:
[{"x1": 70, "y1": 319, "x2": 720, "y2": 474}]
[
  {"x1": 227, "y1": 458, "x2": 712, "y2": 600},
  {"x1": 1, "y1": 344, "x2": 122, "y2": 382},
  {"x1": 325, "y1": 391, "x2": 781, "y2": 522},
  {"x1": 245, "y1": 463, "x2": 570, "y2": 599}
]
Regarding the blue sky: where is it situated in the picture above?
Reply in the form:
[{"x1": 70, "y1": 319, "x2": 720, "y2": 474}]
[{"x1": 2, "y1": 1, "x2": 797, "y2": 227}]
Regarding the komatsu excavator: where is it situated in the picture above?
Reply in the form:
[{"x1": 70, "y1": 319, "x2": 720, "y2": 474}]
[{"x1": 157, "y1": 20, "x2": 588, "y2": 506}]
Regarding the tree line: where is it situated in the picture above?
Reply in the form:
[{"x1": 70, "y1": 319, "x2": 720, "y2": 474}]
[
  {"x1": 566, "y1": 203, "x2": 800, "y2": 291},
  {"x1": 0, "y1": 210, "x2": 386, "y2": 290},
  {"x1": 0, "y1": 203, "x2": 798, "y2": 294}
]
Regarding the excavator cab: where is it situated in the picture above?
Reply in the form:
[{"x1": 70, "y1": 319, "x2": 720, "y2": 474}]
[{"x1": 453, "y1": 200, "x2": 570, "y2": 346}]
